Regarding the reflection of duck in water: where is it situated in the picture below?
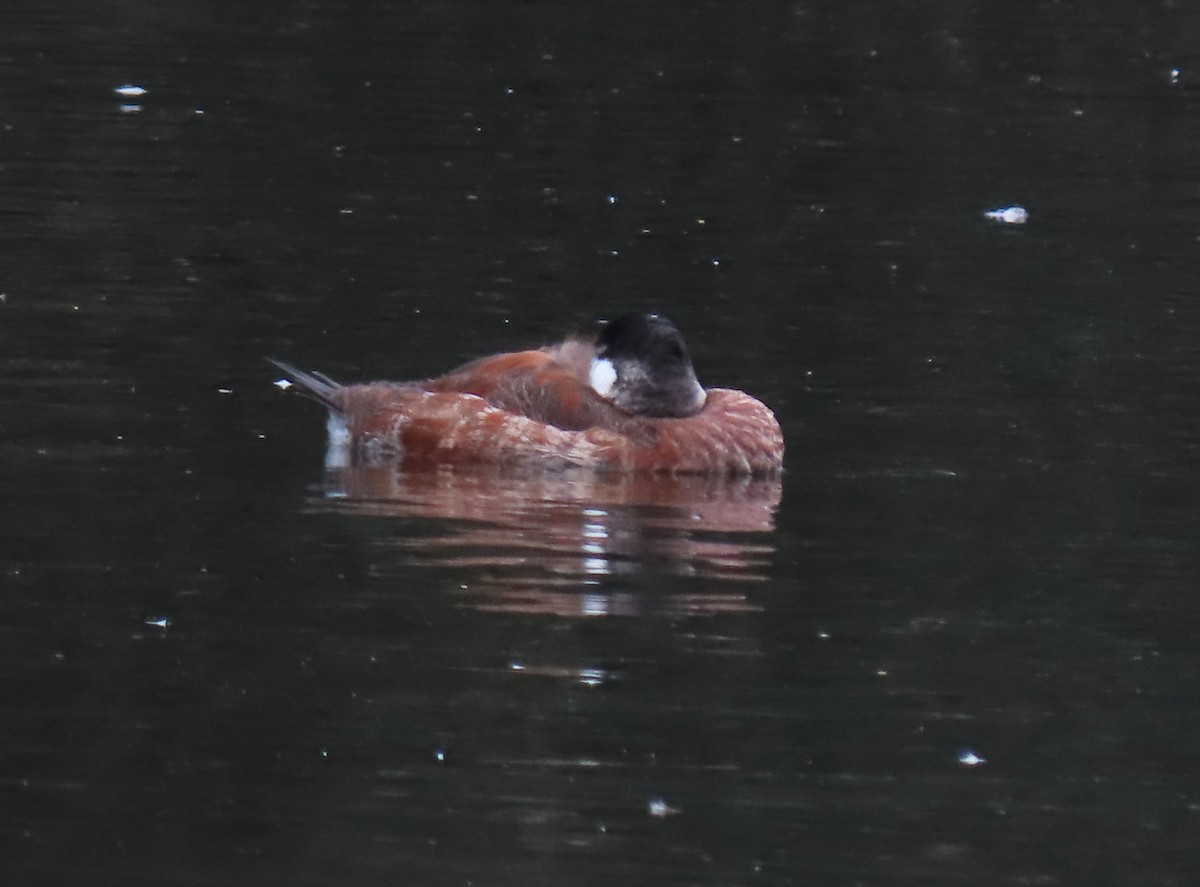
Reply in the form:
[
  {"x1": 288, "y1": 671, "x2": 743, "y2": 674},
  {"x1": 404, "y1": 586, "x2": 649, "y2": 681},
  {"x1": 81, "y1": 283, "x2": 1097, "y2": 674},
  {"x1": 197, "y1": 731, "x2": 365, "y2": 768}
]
[
  {"x1": 320, "y1": 467, "x2": 783, "y2": 615},
  {"x1": 271, "y1": 313, "x2": 783, "y2": 475}
]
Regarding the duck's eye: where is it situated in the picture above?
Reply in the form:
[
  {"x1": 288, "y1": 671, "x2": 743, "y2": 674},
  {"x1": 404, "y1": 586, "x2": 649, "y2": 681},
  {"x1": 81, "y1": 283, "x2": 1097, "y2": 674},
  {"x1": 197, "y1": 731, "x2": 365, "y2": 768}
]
[{"x1": 670, "y1": 343, "x2": 684, "y2": 360}]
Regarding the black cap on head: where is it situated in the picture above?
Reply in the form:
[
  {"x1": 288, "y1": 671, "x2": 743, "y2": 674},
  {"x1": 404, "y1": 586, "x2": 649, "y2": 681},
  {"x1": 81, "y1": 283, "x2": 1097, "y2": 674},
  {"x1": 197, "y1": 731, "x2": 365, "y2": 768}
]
[
  {"x1": 596, "y1": 313, "x2": 687, "y2": 360},
  {"x1": 591, "y1": 313, "x2": 706, "y2": 417}
]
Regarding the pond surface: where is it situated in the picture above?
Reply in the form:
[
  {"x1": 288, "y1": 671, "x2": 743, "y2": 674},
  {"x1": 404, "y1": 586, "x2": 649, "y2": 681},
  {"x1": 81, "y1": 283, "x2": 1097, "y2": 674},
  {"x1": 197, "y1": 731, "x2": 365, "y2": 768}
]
[{"x1": 4, "y1": 1, "x2": 1200, "y2": 884}]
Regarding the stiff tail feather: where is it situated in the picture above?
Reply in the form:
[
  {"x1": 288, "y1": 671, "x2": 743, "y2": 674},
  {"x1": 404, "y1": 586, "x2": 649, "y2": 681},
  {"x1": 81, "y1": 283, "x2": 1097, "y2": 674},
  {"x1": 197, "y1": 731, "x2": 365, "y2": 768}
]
[{"x1": 267, "y1": 358, "x2": 343, "y2": 410}]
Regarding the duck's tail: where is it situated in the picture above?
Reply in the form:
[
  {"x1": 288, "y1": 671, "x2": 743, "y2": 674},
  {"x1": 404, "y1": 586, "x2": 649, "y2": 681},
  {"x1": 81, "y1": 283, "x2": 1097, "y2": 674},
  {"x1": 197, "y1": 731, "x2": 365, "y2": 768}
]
[{"x1": 267, "y1": 358, "x2": 343, "y2": 412}]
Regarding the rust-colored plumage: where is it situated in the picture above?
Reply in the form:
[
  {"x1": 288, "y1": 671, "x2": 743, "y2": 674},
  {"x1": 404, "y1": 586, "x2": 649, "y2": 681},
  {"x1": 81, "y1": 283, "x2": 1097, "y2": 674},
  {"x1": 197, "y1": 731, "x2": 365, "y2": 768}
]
[{"x1": 272, "y1": 314, "x2": 783, "y2": 476}]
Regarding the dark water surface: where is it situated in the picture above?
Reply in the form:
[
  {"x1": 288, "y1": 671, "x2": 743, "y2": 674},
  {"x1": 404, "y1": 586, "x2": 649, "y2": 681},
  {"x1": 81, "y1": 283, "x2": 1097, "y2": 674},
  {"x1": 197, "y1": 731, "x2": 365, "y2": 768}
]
[{"x1": 4, "y1": 1, "x2": 1200, "y2": 884}]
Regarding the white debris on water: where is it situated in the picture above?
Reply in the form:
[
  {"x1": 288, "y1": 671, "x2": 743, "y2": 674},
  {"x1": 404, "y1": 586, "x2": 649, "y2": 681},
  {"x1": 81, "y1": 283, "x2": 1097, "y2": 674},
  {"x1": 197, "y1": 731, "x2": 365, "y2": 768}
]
[
  {"x1": 957, "y1": 748, "x2": 987, "y2": 768},
  {"x1": 114, "y1": 84, "x2": 147, "y2": 97},
  {"x1": 984, "y1": 206, "x2": 1028, "y2": 225},
  {"x1": 577, "y1": 667, "x2": 606, "y2": 686},
  {"x1": 647, "y1": 796, "x2": 681, "y2": 817}
]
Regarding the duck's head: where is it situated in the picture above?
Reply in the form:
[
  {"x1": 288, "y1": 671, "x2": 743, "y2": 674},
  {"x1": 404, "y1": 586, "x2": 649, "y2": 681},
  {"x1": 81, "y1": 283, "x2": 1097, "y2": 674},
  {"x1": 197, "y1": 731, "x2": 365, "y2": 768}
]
[{"x1": 588, "y1": 313, "x2": 707, "y2": 418}]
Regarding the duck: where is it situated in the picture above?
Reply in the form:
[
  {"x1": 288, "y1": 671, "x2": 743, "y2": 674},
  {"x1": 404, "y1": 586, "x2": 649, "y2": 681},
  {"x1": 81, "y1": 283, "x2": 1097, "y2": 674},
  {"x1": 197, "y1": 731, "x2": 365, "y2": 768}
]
[{"x1": 270, "y1": 312, "x2": 784, "y2": 475}]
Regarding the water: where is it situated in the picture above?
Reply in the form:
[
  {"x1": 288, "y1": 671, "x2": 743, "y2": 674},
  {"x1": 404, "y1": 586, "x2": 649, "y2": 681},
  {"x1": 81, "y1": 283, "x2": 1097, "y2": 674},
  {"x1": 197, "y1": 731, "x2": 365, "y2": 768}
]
[{"x1": 3, "y1": 1, "x2": 1200, "y2": 884}]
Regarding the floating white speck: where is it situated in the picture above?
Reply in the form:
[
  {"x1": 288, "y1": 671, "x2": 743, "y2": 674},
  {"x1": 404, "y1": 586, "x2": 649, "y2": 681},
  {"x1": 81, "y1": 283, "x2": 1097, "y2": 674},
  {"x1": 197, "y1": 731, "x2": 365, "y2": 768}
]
[
  {"x1": 578, "y1": 667, "x2": 606, "y2": 686},
  {"x1": 958, "y1": 749, "x2": 986, "y2": 768},
  {"x1": 145, "y1": 616, "x2": 171, "y2": 629},
  {"x1": 647, "y1": 796, "x2": 680, "y2": 817},
  {"x1": 273, "y1": 378, "x2": 293, "y2": 390},
  {"x1": 118, "y1": 104, "x2": 142, "y2": 115},
  {"x1": 434, "y1": 748, "x2": 447, "y2": 762},
  {"x1": 114, "y1": 84, "x2": 147, "y2": 97},
  {"x1": 217, "y1": 387, "x2": 233, "y2": 395},
  {"x1": 985, "y1": 206, "x2": 1028, "y2": 224},
  {"x1": 606, "y1": 194, "x2": 618, "y2": 205},
  {"x1": 1170, "y1": 67, "x2": 1182, "y2": 84}
]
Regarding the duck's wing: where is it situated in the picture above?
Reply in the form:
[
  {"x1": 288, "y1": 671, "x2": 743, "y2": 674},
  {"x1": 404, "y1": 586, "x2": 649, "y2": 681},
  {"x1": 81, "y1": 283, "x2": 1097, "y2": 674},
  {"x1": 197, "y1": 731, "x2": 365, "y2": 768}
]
[{"x1": 427, "y1": 347, "x2": 651, "y2": 437}]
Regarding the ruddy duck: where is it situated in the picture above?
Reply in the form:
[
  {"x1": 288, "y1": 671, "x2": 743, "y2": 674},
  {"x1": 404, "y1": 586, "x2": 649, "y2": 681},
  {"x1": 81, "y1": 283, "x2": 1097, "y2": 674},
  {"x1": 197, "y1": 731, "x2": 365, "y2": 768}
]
[{"x1": 270, "y1": 313, "x2": 783, "y2": 475}]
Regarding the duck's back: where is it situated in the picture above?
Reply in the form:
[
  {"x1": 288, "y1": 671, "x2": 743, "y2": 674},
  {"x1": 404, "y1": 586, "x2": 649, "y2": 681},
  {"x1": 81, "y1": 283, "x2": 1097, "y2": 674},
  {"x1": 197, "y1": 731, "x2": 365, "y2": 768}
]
[{"x1": 419, "y1": 342, "x2": 629, "y2": 433}]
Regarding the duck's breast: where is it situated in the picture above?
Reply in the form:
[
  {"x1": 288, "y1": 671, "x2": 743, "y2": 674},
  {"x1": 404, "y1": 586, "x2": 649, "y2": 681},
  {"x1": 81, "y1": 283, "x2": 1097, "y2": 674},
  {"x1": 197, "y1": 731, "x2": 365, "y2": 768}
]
[{"x1": 593, "y1": 389, "x2": 784, "y2": 474}]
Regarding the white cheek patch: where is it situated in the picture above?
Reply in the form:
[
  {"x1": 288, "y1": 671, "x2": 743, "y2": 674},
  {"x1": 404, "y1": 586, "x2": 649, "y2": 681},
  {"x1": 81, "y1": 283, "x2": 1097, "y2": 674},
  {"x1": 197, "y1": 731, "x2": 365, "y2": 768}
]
[{"x1": 588, "y1": 357, "x2": 617, "y2": 397}]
